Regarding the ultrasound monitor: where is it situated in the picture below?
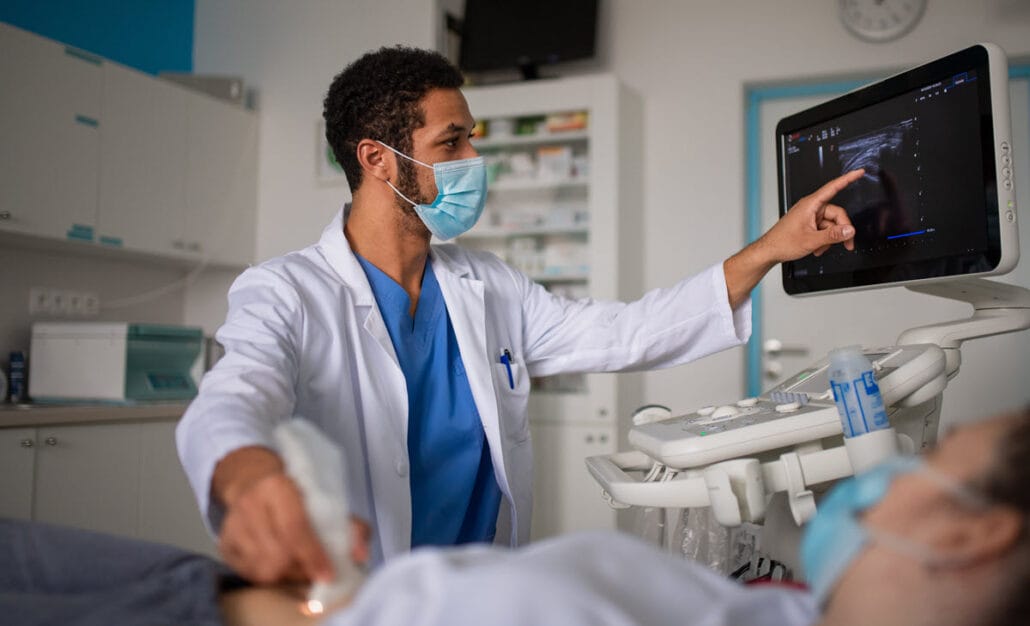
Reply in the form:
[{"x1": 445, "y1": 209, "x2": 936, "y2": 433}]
[{"x1": 776, "y1": 43, "x2": 1018, "y2": 296}]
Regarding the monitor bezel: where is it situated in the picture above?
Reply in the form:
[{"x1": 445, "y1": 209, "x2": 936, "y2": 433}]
[{"x1": 775, "y1": 43, "x2": 1018, "y2": 297}]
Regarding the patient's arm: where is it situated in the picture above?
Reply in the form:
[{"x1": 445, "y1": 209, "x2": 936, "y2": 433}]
[{"x1": 219, "y1": 584, "x2": 352, "y2": 626}]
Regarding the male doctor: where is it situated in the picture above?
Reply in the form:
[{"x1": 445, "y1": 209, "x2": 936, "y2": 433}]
[{"x1": 177, "y1": 45, "x2": 863, "y2": 586}]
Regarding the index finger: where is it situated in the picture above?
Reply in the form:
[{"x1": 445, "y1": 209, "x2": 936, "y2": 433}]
[{"x1": 810, "y1": 168, "x2": 865, "y2": 203}]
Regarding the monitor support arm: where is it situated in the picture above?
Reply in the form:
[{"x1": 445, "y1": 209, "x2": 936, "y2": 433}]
[{"x1": 897, "y1": 278, "x2": 1030, "y2": 378}]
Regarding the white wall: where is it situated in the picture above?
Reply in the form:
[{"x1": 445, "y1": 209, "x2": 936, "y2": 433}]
[
  {"x1": 192, "y1": 0, "x2": 437, "y2": 261},
  {"x1": 184, "y1": 0, "x2": 438, "y2": 334},
  {"x1": 189, "y1": 0, "x2": 1030, "y2": 413}
]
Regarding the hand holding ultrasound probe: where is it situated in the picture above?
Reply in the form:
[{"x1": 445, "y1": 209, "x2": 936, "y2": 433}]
[{"x1": 274, "y1": 419, "x2": 369, "y2": 615}]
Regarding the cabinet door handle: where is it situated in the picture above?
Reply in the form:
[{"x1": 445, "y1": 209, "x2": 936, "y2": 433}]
[
  {"x1": 172, "y1": 240, "x2": 185, "y2": 250},
  {"x1": 0, "y1": 211, "x2": 12, "y2": 221},
  {"x1": 187, "y1": 241, "x2": 201, "y2": 252},
  {"x1": 20, "y1": 438, "x2": 34, "y2": 448},
  {"x1": 44, "y1": 436, "x2": 58, "y2": 446}
]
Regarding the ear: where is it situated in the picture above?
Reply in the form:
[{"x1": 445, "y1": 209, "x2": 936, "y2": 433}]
[
  {"x1": 944, "y1": 506, "x2": 1024, "y2": 566},
  {"x1": 355, "y1": 139, "x2": 393, "y2": 183}
]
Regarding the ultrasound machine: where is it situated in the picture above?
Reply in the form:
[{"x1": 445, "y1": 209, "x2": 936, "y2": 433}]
[{"x1": 587, "y1": 43, "x2": 1029, "y2": 577}]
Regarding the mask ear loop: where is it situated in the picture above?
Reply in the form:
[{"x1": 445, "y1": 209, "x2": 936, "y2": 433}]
[
  {"x1": 864, "y1": 467, "x2": 994, "y2": 571},
  {"x1": 864, "y1": 527, "x2": 962, "y2": 571},
  {"x1": 918, "y1": 468, "x2": 1030, "y2": 567},
  {"x1": 375, "y1": 141, "x2": 433, "y2": 208},
  {"x1": 376, "y1": 140, "x2": 432, "y2": 168},
  {"x1": 384, "y1": 180, "x2": 419, "y2": 208},
  {"x1": 918, "y1": 466, "x2": 993, "y2": 511}
]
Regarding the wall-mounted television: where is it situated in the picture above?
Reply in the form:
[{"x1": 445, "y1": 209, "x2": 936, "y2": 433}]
[{"x1": 458, "y1": 0, "x2": 599, "y2": 80}]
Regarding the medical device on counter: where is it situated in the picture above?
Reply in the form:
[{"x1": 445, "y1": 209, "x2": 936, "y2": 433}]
[
  {"x1": 587, "y1": 43, "x2": 1028, "y2": 572},
  {"x1": 28, "y1": 322, "x2": 203, "y2": 403},
  {"x1": 275, "y1": 418, "x2": 365, "y2": 615}
]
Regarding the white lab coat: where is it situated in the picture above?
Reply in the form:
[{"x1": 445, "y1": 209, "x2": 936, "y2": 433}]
[{"x1": 177, "y1": 209, "x2": 750, "y2": 565}]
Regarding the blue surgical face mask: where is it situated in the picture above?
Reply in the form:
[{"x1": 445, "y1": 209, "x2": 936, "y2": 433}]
[
  {"x1": 377, "y1": 141, "x2": 487, "y2": 240},
  {"x1": 800, "y1": 455, "x2": 986, "y2": 606}
]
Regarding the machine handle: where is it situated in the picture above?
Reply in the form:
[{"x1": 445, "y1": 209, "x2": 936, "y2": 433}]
[{"x1": 585, "y1": 451, "x2": 710, "y2": 509}]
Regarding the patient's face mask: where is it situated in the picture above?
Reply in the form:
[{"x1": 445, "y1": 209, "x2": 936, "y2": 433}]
[
  {"x1": 377, "y1": 141, "x2": 487, "y2": 240},
  {"x1": 800, "y1": 455, "x2": 987, "y2": 606}
]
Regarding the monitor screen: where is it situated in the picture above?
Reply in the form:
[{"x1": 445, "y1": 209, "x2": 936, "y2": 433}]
[
  {"x1": 776, "y1": 44, "x2": 1018, "y2": 295},
  {"x1": 459, "y1": 0, "x2": 598, "y2": 75}
]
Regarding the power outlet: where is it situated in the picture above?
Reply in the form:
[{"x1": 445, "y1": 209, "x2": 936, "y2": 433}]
[
  {"x1": 28, "y1": 287, "x2": 100, "y2": 317},
  {"x1": 82, "y1": 292, "x2": 100, "y2": 315},
  {"x1": 28, "y1": 287, "x2": 52, "y2": 314},
  {"x1": 50, "y1": 289, "x2": 70, "y2": 315}
]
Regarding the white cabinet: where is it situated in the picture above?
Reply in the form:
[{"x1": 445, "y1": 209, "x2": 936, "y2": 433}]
[
  {"x1": 528, "y1": 421, "x2": 619, "y2": 540},
  {"x1": 0, "y1": 22, "x2": 257, "y2": 268},
  {"x1": 462, "y1": 75, "x2": 643, "y2": 538},
  {"x1": 33, "y1": 422, "x2": 140, "y2": 537},
  {"x1": 98, "y1": 63, "x2": 189, "y2": 255},
  {"x1": 137, "y1": 421, "x2": 216, "y2": 554},
  {"x1": 185, "y1": 94, "x2": 259, "y2": 266},
  {"x1": 0, "y1": 419, "x2": 216, "y2": 556},
  {"x1": 0, "y1": 427, "x2": 36, "y2": 519},
  {"x1": 0, "y1": 23, "x2": 101, "y2": 240}
]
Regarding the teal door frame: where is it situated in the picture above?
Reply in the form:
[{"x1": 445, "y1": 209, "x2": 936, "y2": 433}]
[{"x1": 743, "y1": 63, "x2": 1030, "y2": 397}]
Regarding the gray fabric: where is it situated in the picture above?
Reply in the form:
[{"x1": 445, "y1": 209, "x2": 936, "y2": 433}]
[{"x1": 0, "y1": 518, "x2": 231, "y2": 626}]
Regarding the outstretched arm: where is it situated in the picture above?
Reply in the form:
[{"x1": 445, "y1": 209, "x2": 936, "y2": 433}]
[{"x1": 723, "y1": 168, "x2": 865, "y2": 309}]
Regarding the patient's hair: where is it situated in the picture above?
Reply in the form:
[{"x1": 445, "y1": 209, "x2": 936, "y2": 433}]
[
  {"x1": 322, "y1": 46, "x2": 465, "y2": 192},
  {"x1": 981, "y1": 405, "x2": 1030, "y2": 625}
]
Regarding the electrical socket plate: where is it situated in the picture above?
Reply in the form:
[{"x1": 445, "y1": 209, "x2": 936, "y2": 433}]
[
  {"x1": 28, "y1": 287, "x2": 51, "y2": 315},
  {"x1": 28, "y1": 287, "x2": 100, "y2": 317}
]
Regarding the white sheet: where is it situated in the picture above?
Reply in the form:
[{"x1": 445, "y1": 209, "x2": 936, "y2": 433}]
[{"x1": 326, "y1": 531, "x2": 818, "y2": 626}]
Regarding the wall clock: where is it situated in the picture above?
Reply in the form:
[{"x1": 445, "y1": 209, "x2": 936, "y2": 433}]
[{"x1": 839, "y1": 0, "x2": 927, "y2": 43}]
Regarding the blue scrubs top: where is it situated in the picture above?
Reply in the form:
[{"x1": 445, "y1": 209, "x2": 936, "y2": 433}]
[{"x1": 355, "y1": 254, "x2": 502, "y2": 548}]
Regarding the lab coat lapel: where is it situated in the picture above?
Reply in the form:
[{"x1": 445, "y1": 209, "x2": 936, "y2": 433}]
[
  {"x1": 431, "y1": 248, "x2": 506, "y2": 491},
  {"x1": 316, "y1": 209, "x2": 402, "y2": 361},
  {"x1": 316, "y1": 209, "x2": 412, "y2": 557},
  {"x1": 317, "y1": 209, "x2": 407, "y2": 434}
]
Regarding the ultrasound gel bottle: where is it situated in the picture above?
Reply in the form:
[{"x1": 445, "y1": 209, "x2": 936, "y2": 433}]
[{"x1": 828, "y1": 346, "x2": 897, "y2": 472}]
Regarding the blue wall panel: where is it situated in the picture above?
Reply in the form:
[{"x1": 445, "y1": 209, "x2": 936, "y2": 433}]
[{"x1": 0, "y1": 0, "x2": 194, "y2": 75}]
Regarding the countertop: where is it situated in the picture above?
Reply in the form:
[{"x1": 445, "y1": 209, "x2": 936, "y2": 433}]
[{"x1": 0, "y1": 402, "x2": 189, "y2": 428}]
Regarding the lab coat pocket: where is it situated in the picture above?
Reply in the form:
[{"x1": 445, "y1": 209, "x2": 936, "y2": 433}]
[{"x1": 493, "y1": 362, "x2": 530, "y2": 443}]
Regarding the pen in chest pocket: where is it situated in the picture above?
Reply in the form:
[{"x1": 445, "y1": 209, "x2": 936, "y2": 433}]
[{"x1": 499, "y1": 348, "x2": 514, "y2": 390}]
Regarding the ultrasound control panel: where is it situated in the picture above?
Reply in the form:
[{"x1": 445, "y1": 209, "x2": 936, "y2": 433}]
[{"x1": 628, "y1": 345, "x2": 945, "y2": 469}]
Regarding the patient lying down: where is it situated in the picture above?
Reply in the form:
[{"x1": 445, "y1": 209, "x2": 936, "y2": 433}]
[{"x1": 4, "y1": 407, "x2": 1028, "y2": 626}]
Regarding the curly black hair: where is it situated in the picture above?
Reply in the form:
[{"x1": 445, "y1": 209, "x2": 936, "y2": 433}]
[{"x1": 322, "y1": 46, "x2": 465, "y2": 192}]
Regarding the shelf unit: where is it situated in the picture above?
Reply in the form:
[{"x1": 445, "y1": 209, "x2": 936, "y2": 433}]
[{"x1": 461, "y1": 75, "x2": 643, "y2": 539}]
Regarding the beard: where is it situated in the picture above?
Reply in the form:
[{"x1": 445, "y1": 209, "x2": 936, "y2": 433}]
[{"x1": 394, "y1": 159, "x2": 434, "y2": 237}]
